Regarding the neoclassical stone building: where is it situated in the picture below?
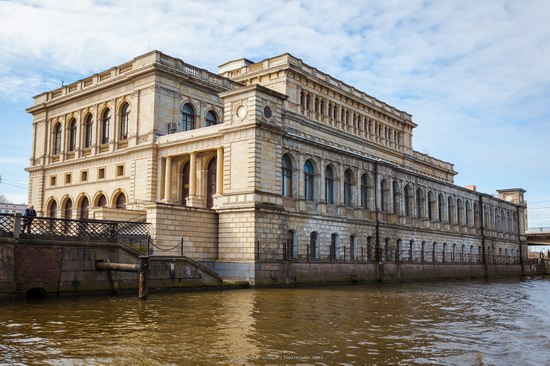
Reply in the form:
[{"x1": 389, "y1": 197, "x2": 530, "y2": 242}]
[{"x1": 26, "y1": 51, "x2": 528, "y2": 284}]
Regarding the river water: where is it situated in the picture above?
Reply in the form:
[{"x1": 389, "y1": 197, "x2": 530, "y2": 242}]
[{"x1": 0, "y1": 277, "x2": 549, "y2": 365}]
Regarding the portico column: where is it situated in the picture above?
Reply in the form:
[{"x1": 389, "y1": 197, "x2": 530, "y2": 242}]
[
  {"x1": 189, "y1": 153, "x2": 197, "y2": 196},
  {"x1": 164, "y1": 156, "x2": 172, "y2": 201},
  {"x1": 216, "y1": 147, "x2": 223, "y2": 195}
]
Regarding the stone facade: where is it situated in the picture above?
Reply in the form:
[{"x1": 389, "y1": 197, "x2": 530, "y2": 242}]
[{"x1": 26, "y1": 51, "x2": 528, "y2": 284}]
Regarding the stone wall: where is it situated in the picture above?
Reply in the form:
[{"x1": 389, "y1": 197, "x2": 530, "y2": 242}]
[{"x1": 145, "y1": 203, "x2": 218, "y2": 259}]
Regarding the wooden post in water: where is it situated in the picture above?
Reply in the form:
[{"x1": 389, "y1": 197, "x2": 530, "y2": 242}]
[{"x1": 138, "y1": 256, "x2": 149, "y2": 300}]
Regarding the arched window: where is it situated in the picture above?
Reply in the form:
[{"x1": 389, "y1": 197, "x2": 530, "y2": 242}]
[
  {"x1": 325, "y1": 165, "x2": 334, "y2": 204},
  {"x1": 182, "y1": 104, "x2": 194, "y2": 131},
  {"x1": 381, "y1": 179, "x2": 390, "y2": 212},
  {"x1": 84, "y1": 114, "x2": 93, "y2": 148},
  {"x1": 80, "y1": 197, "x2": 89, "y2": 219},
  {"x1": 101, "y1": 109, "x2": 111, "y2": 144},
  {"x1": 54, "y1": 123, "x2": 62, "y2": 155},
  {"x1": 392, "y1": 181, "x2": 400, "y2": 215},
  {"x1": 344, "y1": 170, "x2": 352, "y2": 208},
  {"x1": 115, "y1": 193, "x2": 126, "y2": 209},
  {"x1": 304, "y1": 160, "x2": 314, "y2": 201},
  {"x1": 206, "y1": 111, "x2": 217, "y2": 127},
  {"x1": 49, "y1": 200, "x2": 57, "y2": 218},
  {"x1": 300, "y1": 90, "x2": 306, "y2": 107},
  {"x1": 438, "y1": 194, "x2": 445, "y2": 222},
  {"x1": 68, "y1": 118, "x2": 77, "y2": 152},
  {"x1": 396, "y1": 239, "x2": 402, "y2": 261},
  {"x1": 428, "y1": 191, "x2": 436, "y2": 220},
  {"x1": 442, "y1": 243, "x2": 448, "y2": 262},
  {"x1": 461, "y1": 244, "x2": 466, "y2": 262},
  {"x1": 360, "y1": 174, "x2": 368, "y2": 209},
  {"x1": 416, "y1": 188, "x2": 424, "y2": 219},
  {"x1": 349, "y1": 235, "x2": 355, "y2": 261},
  {"x1": 207, "y1": 157, "x2": 217, "y2": 208},
  {"x1": 404, "y1": 184, "x2": 413, "y2": 217},
  {"x1": 409, "y1": 240, "x2": 414, "y2": 262},
  {"x1": 64, "y1": 199, "x2": 72, "y2": 220},
  {"x1": 120, "y1": 103, "x2": 130, "y2": 140},
  {"x1": 282, "y1": 155, "x2": 293, "y2": 197},
  {"x1": 182, "y1": 162, "x2": 190, "y2": 206},
  {"x1": 469, "y1": 245, "x2": 474, "y2": 262},
  {"x1": 286, "y1": 230, "x2": 295, "y2": 259},
  {"x1": 330, "y1": 233, "x2": 338, "y2": 261},
  {"x1": 97, "y1": 194, "x2": 107, "y2": 207},
  {"x1": 432, "y1": 242, "x2": 437, "y2": 262},
  {"x1": 452, "y1": 243, "x2": 457, "y2": 262},
  {"x1": 309, "y1": 232, "x2": 318, "y2": 259}
]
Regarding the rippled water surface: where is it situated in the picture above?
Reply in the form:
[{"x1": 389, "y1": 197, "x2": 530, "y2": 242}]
[{"x1": 1, "y1": 277, "x2": 549, "y2": 365}]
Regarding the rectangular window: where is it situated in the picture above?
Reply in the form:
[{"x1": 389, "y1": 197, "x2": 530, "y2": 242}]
[
  {"x1": 116, "y1": 164, "x2": 124, "y2": 177},
  {"x1": 98, "y1": 167, "x2": 105, "y2": 179},
  {"x1": 65, "y1": 174, "x2": 71, "y2": 184},
  {"x1": 50, "y1": 176, "x2": 57, "y2": 187},
  {"x1": 81, "y1": 170, "x2": 88, "y2": 182}
]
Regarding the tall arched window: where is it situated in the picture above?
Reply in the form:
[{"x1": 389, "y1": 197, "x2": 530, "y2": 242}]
[
  {"x1": 80, "y1": 197, "x2": 89, "y2": 219},
  {"x1": 120, "y1": 103, "x2": 130, "y2": 140},
  {"x1": 409, "y1": 240, "x2": 414, "y2": 262},
  {"x1": 325, "y1": 166, "x2": 334, "y2": 204},
  {"x1": 286, "y1": 230, "x2": 295, "y2": 259},
  {"x1": 360, "y1": 174, "x2": 368, "y2": 209},
  {"x1": 349, "y1": 235, "x2": 356, "y2": 261},
  {"x1": 115, "y1": 193, "x2": 126, "y2": 209},
  {"x1": 207, "y1": 157, "x2": 217, "y2": 208},
  {"x1": 64, "y1": 199, "x2": 72, "y2": 220},
  {"x1": 206, "y1": 111, "x2": 217, "y2": 127},
  {"x1": 416, "y1": 188, "x2": 424, "y2": 219},
  {"x1": 381, "y1": 179, "x2": 390, "y2": 212},
  {"x1": 421, "y1": 241, "x2": 426, "y2": 262},
  {"x1": 84, "y1": 114, "x2": 93, "y2": 148},
  {"x1": 54, "y1": 123, "x2": 62, "y2": 155},
  {"x1": 49, "y1": 200, "x2": 58, "y2": 218},
  {"x1": 474, "y1": 202, "x2": 481, "y2": 228},
  {"x1": 330, "y1": 233, "x2": 338, "y2": 261},
  {"x1": 432, "y1": 242, "x2": 437, "y2": 262},
  {"x1": 101, "y1": 109, "x2": 111, "y2": 144},
  {"x1": 282, "y1": 155, "x2": 293, "y2": 197},
  {"x1": 452, "y1": 243, "x2": 457, "y2": 262},
  {"x1": 310, "y1": 232, "x2": 318, "y2": 259},
  {"x1": 182, "y1": 104, "x2": 194, "y2": 131},
  {"x1": 384, "y1": 238, "x2": 391, "y2": 262},
  {"x1": 367, "y1": 236, "x2": 373, "y2": 261},
  {"x1": 344, "y1": 170, "x2": 352, "y2": 208},
  {"x1": 404, "y1": 184, "x2": 413, "y2": 217},
  {"x1": 442, "y1": 243, "x2": 448, "y2": 262},
  {"x1": 304, "y1": 160, "x2": 314, "y2": 201},
  {"x1": 428, "y1": 191, "x2": 436, "y2": 220},
  {"x1": 392, "y1": 181, "x2": 400, "y2": 215},
  {"x1": 68, "y1": 118, "x2": 77, "y2": 152},
  {"x1": 97, "y1": 194, "x2": 107, "y2": 207}
]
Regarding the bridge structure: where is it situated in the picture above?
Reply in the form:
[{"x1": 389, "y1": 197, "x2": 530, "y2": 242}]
[{"x1": 526, "y1": 227, "x2": 550, "y2": 246}]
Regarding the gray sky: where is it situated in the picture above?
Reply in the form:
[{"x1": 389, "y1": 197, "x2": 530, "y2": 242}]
[{"x1": 1, "y1": 0, "x2": 549, "y2": 227}]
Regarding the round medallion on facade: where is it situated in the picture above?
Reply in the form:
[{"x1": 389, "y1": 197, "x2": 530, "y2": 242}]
[
  {"x1": 263, "y1": 106, "x2": 272, "y2": 119},
  {"x1": 236, "y1": 105, "x2": 247, "y2": 119}
]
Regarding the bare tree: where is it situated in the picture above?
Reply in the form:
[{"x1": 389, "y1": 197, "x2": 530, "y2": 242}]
[{"x1": 0, "y1": 194, "x2": 12, "y2": 203}]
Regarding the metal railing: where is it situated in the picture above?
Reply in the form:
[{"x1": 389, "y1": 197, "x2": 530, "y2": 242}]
[
  {"x1": 0, "y1": 213, "x2": 150, "y2": 244},
  {"x1": 255, "y1": 242, "x2": 521, "y2": 265}
]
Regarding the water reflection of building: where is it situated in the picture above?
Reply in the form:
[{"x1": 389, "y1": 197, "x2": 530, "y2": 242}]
[{"x1": 25, "y1": 51, "x2": 528, "y2": 284}]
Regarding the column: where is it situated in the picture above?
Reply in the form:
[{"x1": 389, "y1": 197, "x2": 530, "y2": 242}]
[
  {"x1": 164, "y1": 156, "x2": 172, "y2": 202},
  {"x1": 189, "y1": 153, "x2": 197, "y2": 196},
  {"x1": 216, "y1": 147, "x2": 223, "y2": 195}
]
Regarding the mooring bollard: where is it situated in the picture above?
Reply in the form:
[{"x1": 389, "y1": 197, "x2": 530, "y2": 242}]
[{"x1": 138, "y1": 256, "x2": 150, "y2": 300}]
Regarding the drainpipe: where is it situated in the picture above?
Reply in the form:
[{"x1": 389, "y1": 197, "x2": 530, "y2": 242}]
[
  {"x1": 517, "y1": 205, "x2": 525, "y2": 275},
  {"x1": 479, "y1": 195, "x2": 488, "y2": 278}
]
